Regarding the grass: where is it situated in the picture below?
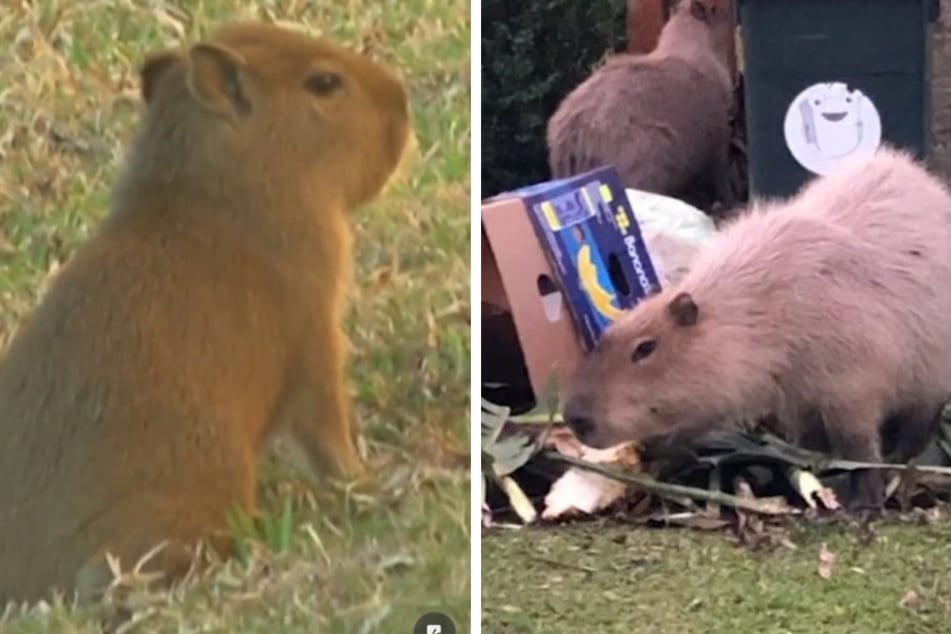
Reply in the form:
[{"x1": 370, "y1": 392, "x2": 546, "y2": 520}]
[
  {"x1": 0, "y1": 0, "x2": 470, "y2": 632},
  {"x1": 482, "y1": 515, "x2": 951, "y2": 633}
]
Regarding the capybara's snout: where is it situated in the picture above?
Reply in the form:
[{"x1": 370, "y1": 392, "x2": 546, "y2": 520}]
[
  {"x1": 563, "y1": 399, "x2": 595, "y2": 440},
  {"x1": 563, "y1": 396, "x2": 615, "y2": 448}
]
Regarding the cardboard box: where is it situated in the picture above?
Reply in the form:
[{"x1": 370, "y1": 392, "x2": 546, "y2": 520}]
[
  {"x1": 482, "y1": 201, "x2": 580, "y2": 409},
  {"x1": 482, "y1": 166, "x2": 660, "y2": 408},
  {"x1": 518, "y1": 167, "x2": 661, "y2": 349}
]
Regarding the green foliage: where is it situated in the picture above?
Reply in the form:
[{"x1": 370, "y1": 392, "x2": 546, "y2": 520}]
[
  {"x1": 227, "y1": 494, "x2": 297, "y2": 565},
  {"x1": 483, "y1": 397, "x2": 561, "y2": 525},
  {"x1": 481, "y1": 0, "x2": 628, "y2": 198},
  {"x1": 482, "y1": 398, "x2": 544, "y2": 477}
]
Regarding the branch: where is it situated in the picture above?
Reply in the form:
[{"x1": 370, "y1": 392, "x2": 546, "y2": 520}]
[{"x1": 817, "y1": 459, "x2": 951, "y2": 476}]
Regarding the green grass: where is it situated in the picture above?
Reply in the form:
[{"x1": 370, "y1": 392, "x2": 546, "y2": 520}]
[
  {"x1": 0, "y1": 1, "x2": 470, "y2": 632},
  {"x1": 483, "y1": 515, "x2": 951, "y2": 633}
]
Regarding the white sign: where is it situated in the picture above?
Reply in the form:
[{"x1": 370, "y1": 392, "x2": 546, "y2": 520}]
[{"x1": 783, "y1": 82, "x2": 882, "y2": 175}]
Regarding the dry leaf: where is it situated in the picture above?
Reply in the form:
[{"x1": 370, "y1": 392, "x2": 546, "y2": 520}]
[
  {"x1": 899, "y1": 590, "x2": 922, "y2": 609},
  {"x1": 788, "y1": 467, "x2": 840, "y2": 510},
  {"x1": 735, "y1": 478, "x2": 755, "y2": 500},
  {"x1": 815, "y1": 486, "x2": 841, "y2": 511},
  {"x1": 545, "y1": 425, "x2": 585, "y2": 458},
  {"x1": 581, "y1": 442, "x2": 642, "y2": 467},
  {"x1": 647, "y1": 511, "x2": 730, "y2": 531},
  {"x1": 732, "y1": 478, "x2": 797, "y2": 549},
  {"x1": 482, "y1": 501, "x2": 492, "y2": 528},
  {"x1": 499, "y1": 475, "x2": 537, "y2": 525},
  {"x1": 545, "y1": 426, "x2": 641, "y2": 464},
  {"x1": 734, "y1": 476, "x2": 795, "y2": 516},
  {"x1": 817, "y1": 543, "x2": 836, "y2": 579},
  {"x1": 152, "y1": 6, "x2": 187, "y2": 40}
]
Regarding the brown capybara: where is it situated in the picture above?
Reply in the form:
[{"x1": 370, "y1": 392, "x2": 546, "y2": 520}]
[
  {"x1": 0, "y1": 21, "x2": 411, "y2": 605},
  {"x1": 546, "y1": 0, "x2": 735, "y2": 214},
  {"x1": 562, "y1": 147, "x2": 951, "y2": 511}
]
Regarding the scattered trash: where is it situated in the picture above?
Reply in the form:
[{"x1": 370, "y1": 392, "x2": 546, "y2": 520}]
[
  {"x1": 627, "y1": 188, "x2": 716, "y2": 287},
  {"x1": 787, "y1": 467, "x2": 841, "y2": 511},
  {"x1": 542, "y1": 468, "x2": 627, "y2": 520},
  {"x1": 483, "y1": 402, "x2": 951, "y2": 536},
  {"x1": 542, "y1": 439, "x2": 641, "y2": 520}
]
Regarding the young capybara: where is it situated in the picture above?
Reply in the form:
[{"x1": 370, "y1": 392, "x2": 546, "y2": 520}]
[
  {"x1": 546, "y1": 0, "x2": 735, "y2": 214},
  {"x1": 562, "y1": 147, "x2": 951, "y2": 511},
  {"x1": 0, "y1": 21, "x2": 410, "y2": 605}
]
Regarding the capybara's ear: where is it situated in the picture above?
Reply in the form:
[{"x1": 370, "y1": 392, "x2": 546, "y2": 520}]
[
  {"x1": 140, "y1": 50, "x2": 181, "y2": 105},
  {"x1": 689, "y1": 0, "x2": 710, "y2": 21},
  {"x1": 186, "y1": 43, "x2": 251, "y2": 117},
  {"x1": 667, "y1": 292, "x2": 699, "y2": 327}
]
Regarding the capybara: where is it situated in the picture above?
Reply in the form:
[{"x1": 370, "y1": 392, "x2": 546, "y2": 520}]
[
  {"x1": 546, "y1": 0, "x2": 735, "y2": 214},
  {"x1": 0, "y1": 21, "x2": 411, "y2": 605},
  {"x1": 562, "y1": 147, "x2": 951, "y2": 510}
]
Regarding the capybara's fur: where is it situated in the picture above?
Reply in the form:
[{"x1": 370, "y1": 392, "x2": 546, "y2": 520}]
[
  {"x1": 563, "y1": 147, "x2": 951, "y2": 510},
  {"x1": 546, "y1": 0, "x2": 735, "y2": 214},
  {"x1": 0, "y1": 21, "x2": 410, "y2": 605}
]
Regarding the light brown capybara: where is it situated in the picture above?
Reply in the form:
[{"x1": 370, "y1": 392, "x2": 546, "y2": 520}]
[
  {"x1": 546, "y1": 0, "x2": 735, "y2": 214},
  {"x1": 562, "y1": 146, "x2": 951, "y2": 510},
  {"x1": 0, "y1": 21, "x2": 411, "y2": 605}
]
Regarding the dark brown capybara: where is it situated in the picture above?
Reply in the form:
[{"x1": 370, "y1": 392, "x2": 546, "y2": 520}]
[
  {"x1": 546, "y1": 0, "x2": 735, "y2": 215},
  {"x1": 562, "y1": 147, "x2": 951, "y2": 511},
  {"x1": 0, "y1": 21, "x2": 411, "y2": 606}
]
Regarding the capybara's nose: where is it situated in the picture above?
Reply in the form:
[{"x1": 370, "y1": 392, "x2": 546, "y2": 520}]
[{"x1": 563, "y1": 403, "x2": 595, "y2": 439}]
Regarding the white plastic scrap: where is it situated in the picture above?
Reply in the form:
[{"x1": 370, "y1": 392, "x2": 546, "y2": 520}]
[{"x1": 625, "y1": 188, "x2": 717, "y2": 287}]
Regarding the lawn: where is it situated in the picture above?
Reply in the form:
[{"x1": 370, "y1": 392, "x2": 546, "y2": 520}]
[
  {"x1": 483, "y1": 515, "x2": 951, "y2": 633},
  {"x1": 0, "y1": 0, "x2": 470, "y2": 632}
]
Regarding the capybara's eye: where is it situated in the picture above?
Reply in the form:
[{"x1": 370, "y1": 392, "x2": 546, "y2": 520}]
[
  {"x1": 631, "y1": 338, "x2": 658, "y2": 363},
  {"x1": 304, "y1": 72, "x2": 344, "y2": 96}
]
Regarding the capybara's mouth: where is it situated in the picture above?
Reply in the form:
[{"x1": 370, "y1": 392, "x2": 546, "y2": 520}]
[
  {"x1": 572, "y1": 424, "x2": 627, "y2": 450},
  {"x1": 821, "y1": 111, "x2": 848, "y2": 122}
]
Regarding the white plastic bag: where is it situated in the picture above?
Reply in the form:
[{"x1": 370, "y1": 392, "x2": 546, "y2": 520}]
[{"x1": 625, "y1": 189, "x2": 717, "y2": 287}]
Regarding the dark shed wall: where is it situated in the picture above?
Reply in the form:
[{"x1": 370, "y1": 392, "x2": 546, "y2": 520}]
[{"x1": 931, "y1": 1, "x2": 951, "y2": 174}]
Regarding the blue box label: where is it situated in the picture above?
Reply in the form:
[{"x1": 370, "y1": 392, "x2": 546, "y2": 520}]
[{"x1": 494, "y1": 166, "x2": 662, "y2": 350}]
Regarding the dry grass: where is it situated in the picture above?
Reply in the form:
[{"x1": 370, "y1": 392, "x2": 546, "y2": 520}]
[{"x1": 0, "y1": 0, "x2": 470, "y2": 632}]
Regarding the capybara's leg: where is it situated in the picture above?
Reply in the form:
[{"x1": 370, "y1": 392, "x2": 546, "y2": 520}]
[
  {"x1": 885, "y1": 400, "x2": 946, "y2": 464},
  {"x1": 75, "y1": 529, "x2": 235, "y2": 602},
  {"x1": 287, "y1": 323, "x2": 364, "y2": 480},
  {"x1": 71, "y1": 490, "x2": 244, "y2": 603},
  {"x1": 709, "y1": 143, "x2": 734, "y2": 211},
  {"x1": 821, "y1": 400, "x2": 885, "y2": 511},
  {"x1": 75, "y1": 539, "x2": 194, "y2": 602},
  {"x1": 850, "y1": 467, "x2": 885, "y2": 514}
]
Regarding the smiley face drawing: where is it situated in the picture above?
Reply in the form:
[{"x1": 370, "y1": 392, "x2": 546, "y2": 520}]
[{"x1": 783, "y1": 82, "x2": 882, "y2": 175}]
